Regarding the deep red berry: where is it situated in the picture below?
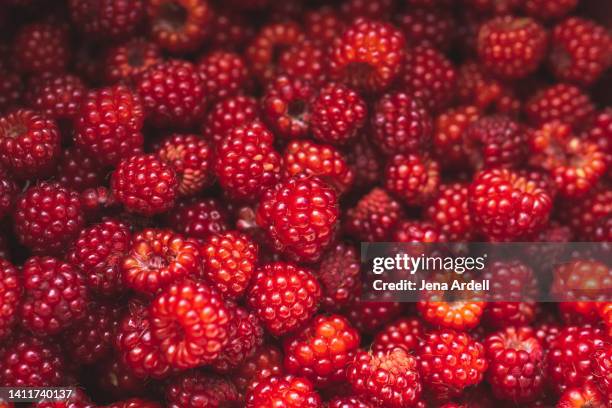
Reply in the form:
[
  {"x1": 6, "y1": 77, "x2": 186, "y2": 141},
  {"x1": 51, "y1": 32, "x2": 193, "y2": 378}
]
[
  {"x1": 246, "y1": 375, "x2": 321, "y2": 408},
  {"x1": 592, "y1": 347, "x2": 612, "y2": 402},
  {"x1": 102, "y1": 399, "x2": 161, "y2": 408},
  {"x1": 262, "y1": 75, "x2": 315, "y2": 140},
  {"x1": 69, "y1": 0, "x2": 145, "y2": 40},
  {"x1": 346, "y1": 299, "x2": 402, "y2": 334},
  {"x1": 197, "y1": 51, "x2": 249, "y2": 103},
  {"x1": 0, "y1": 259, "x2": 19, "y2": 341},
  {"x1": 397, "y1": 7, "x2": 455, "y2": 51},
  {"x1": 465, "y1": 115, "x2": 527, "y2": 169},
  {"x1": 425, "y1": 183, "x2": 474, "y2": 241},
  {"x1": 587, "y1": 108, "x2": 612, "y2": 157},
  {"x1": 13, "y1": 22, "x2": 70, "y2": 75},
  {"x1": 166, "y1": 371, "x2": 240, "y2": 408},
  {"x1": 524, "y1": 0, "x2": 578, "y2": 20},
  {"x1": 26, "y1": 74, "x2": 86, "y2": 121},
  {"x1": 0, "y1": 69, "x2": 22, "y2": 114},
  {"x1": 558, "y1": 188, "x2": 612, "y2": 239},
  {"x1": 345, "y1": 188, "x2": 404, "y2": 242},
  {"x1": 278, "y1": 41, "x2": 328, "y2": 86},
  {"x1": 525, "y1": 84, "x2": 595, "y2": 130},
  {"x1": 304, "y1": 7, "x2": 345, "y2": 45},
  {"x1": 0, "y1": 168, "x2": 16, "y2": 220},
  {"x1": 316, "y1": 243, "x2": 361, "y2": 312},
  {"x1": 105, "y1": 38, "x2": 163, "y2": 84},
  {"x1": 202, "y1": 95, "x2": 260, "y2": 147},
  {"x1": 340, "y1": 0, "x2": 393, "y2": 19},
  {"x1": 326, "y1": 396, "x2": 375, "y2": 408},
  {"x1": 372, "y1": 317, "x2": 423, "y2": 353},
  {"x1": 557, "y1": 381, "x2": 607, "y2": 408},
  {"x1": 233, "y1": 345, "x2": 284, "y2": 393},
  {"x1": 165, "y1": 197, "x2": 229, "y2": 240},
  {"x1": 55, "y1": 147, "x2": 106, "y2": 192},
  {"x1": 209, "y1": 11, "x2": 255, "y2": 50},
  {"x1": 433, "y1": 105, "x2": 480, "y2": 166},
  {"x1": 0, "y1": 334, "x2": 65, "y2": 387},
  {"x1": 385, "y1": 153, "x2": 440, "y2": 205},
  {"x1": 34, "y1": 388, "x2": 94, "y2": 408}
]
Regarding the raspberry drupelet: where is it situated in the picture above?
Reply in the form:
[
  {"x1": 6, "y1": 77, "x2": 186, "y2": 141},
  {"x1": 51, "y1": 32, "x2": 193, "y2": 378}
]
[
  {"x1": 202, "y1": 95, "x2": 260, "y2": 147},
  {"x1": 525, "y1": 83, "x2": 595, "y2": 130},
  {"x1": 165, "y1": 371, "x2": 240, "y2": 408},
  {"x1": 345, "y1": 187, "x2": 404, "y2": 242},
  {"x1": 105, "y1": 38, "x2": 163, "y2": 84},
  {"x1": 0, "y1": 334, "x2": 65, "y2": 387},
  {"x1": 316, "y1": 243, "x2": 361, "y2": 312},
  {"x1": 262, "y1": 75, "x2": 315, "y2": 140},
  {"x1": 26, "y1": 74, "x2": 86, "y2": 121},
  {"x1": 165, "y1": 197, "x2": 229, "y2": 240},
  {"x1": 0, "y1": 258, "x2": 20, "y2": 341},
  {"x1": 13, "y1": 22, "x2": 70, "y2": 75},
  {"x1": 246, "y1": 375, "x2": 321, "y2": 408},
  {"x1": 385, "y1": 153, "x2": 440, "y2": 206},
  {"x1": 68, "y1": 0, "x2": 145, "y2": 40},
  {"x1": 425, "y1": 183, "x2": 474, "y2": 241},
  {"x1": 197, "y1": 51, "x2": 249, "y2": 103}
]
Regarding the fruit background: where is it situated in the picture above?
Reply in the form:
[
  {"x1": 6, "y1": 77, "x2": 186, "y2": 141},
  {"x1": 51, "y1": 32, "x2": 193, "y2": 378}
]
[{"x1": 0, "y1": 0, "x2": 610, "y2": 407}]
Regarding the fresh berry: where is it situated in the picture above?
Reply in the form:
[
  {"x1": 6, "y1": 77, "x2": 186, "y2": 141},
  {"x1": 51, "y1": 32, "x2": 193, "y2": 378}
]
[
  {"x1": 202, "y1": 95, "x2": 260, "y2": 147},
  {"x1": 0, "y1": 334, "x2": 65, "y2": 387},
  {"x1": 147, "y1": 0, "x2": 212, "y2": 53},
  {"x1": 304, "y1": 7, "x2": 345, "y2": 46},
  {"x1": 592, "y1": 347, "x2": 612, "y2": 401},
  {"x1": 102, "y1": 399, "x2": 161, "y2": 408},
  {"x1": 26, "y1": 74, "x2": 86, "y2": 121},
  {"x1": 246, "y1": 375, "x2": 321, "y2": 408},
  {"x1": 464, "y1": 115, "x2": 527, "y2": 169},
  {"x1": 278, "y1": 41, "x2": 328, "y2": 86},
  {"x1": 326, "y1": 396, "x2": 375, "y2": 408},
  {"x1": 55, "y1": 147, "x2": 106, "y2": 192},
  {"x1": 316, "y1": 243, "x2": 361, "y2": 312},
  {"x1": 165, "y1": 197, "x2": 229, "y2": 240},
  {"x1": 0, "y1": 168, "x2": 16, "y2": 220},
  {"x1": 346, "y1": 137, "x2": 383, "y2": 190},
  {"x1": 372, "y1": 317, "x2": 423, "y2": 353},
  {"x1": 556, "y1": 381, "x2": 607, "y2": 408},
  {"x1": 197, "y1": 51, "x2": 249, "y2": 103},
  {"x1": 105, "y1": 38, "x2": 163, "y2": 84},
  {"x1": 385, "y1": 153, "x2": 440, "y2": 205},
  {"x1": 165, "y1": 371, "x2": 240, "y2": 408},
  {"x1": 525, "y1": 83, "x2": 595, "y2": 130},
  {"x1": 396, "y1": 7, "x2": 455, "y2": 51},
  {"x1": 0, "y1": 259, "x2": 19, "y2": 340},
  {"x1": 340, "y1": 0, "x2": 393, "y2": 20},
  {"x1": 233, "y1": 345, "x2": 284, "y2": 393},
  {"x1": 0, "y1": 69, "x2": 22, "y2": 114},
  {"x1": 68, "y1": 0, "x2": 145, "y2": 40},
  {"x1": 524, "y1": 0, "x2": 578, "y2": 20},
  {"x1": 13, "y1": 22, "x2": 70, "y2": 75},
  {"x1": 425, "y1": 183, "x2": 474, "y2": 241},
  {"x1": 346, "y1": 299, "x2": 403, "y2": 334},
  {"x1": 209, "y1": 11, "x2": 255, "y2": 50},
  {"x1": 558, "y1": 188, "x2": 612, "y2": 239},
  {"x1": 262, "y1": 75, "x2": 315, "y2": 140},
  {"x1": 345, "y1": 188, "x2": 404, "y2": 242}
]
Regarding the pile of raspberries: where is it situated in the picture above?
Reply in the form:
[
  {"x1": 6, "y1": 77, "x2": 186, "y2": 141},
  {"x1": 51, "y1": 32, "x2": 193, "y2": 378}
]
[{"x1": 0, "y1": 0, "x2": 610, "y2": 407}]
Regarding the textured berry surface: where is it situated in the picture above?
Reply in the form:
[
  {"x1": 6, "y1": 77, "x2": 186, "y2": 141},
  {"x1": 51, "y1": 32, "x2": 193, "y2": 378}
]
[
  {"x1": 0, "y1": 259, "x2": 19, "y2": 340},
  {"x1": 165, "y1": 198, "x2": 229, "y2": 240},
  {"x1": 246, "y1": 375, "x2": 321, "y2": 408},
  {"x1": 345, "y1": 188, "x2": 403, "y2": 242},
  {"x1": 165, "y1": 371, "x2": 239, "y2": 408},
  {"x1": 147, "y1": 0, "x2": 212, "y2": 53},
  {"x1": 0, "y1": 335, "x2": 64, "y2": 387}
]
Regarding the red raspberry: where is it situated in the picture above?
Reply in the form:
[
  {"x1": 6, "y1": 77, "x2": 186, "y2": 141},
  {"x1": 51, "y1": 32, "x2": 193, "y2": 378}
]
[
  {"x1": 55, "y1": 147, "x2": 106, "y2": 192},
  {"x1": 593, "y1": 347, "x2": 612, "y2": 401},
  {"x1": 0, "y1": 69, "x2": 22, "y2": 114},
  {"x1": 147, "y1": 0, "x2": 213, "y2": 53},
  {"x1": 102, "y1": 399, "x2": 161, "y2": 408},
  {"x1": 96, "y1": 357, "x2": 149, "y2": 399},
  {"x1": 347, "y1": 348, "x2": 422, "y2": 407},
  {"x1": 0, "y1": 109, "x2": 60, "y2": 178},
  {"x1": 26, "y1": 74, "x2": 86, "y2": 121},
  {"x1": 525, "y1": 83, "x2": 595, "y2": 130},
  {"x1": 433, "y1": 106, "x2": 480, "y2": 166},
  {"x1": 425, "y1": 183, "x2": 474, "y2": 241},
  {"x1": 20, "y1": 256, "x2": 87, "y2": 335},
  {"x1": 385, "y1": 153, "x2": 440, "y2": 205},
  {"x1": 68, "y1": 0, "x2": 144, "y2": 40},
  {"x1": 165, "y1": 197, "x2": 229, "y2": 240},
  {"x1": 282, "y1": 140, "x2": 354, "y2": 194},
  {"x1": 214, "y1": 121, "x2": 281, "y2": 202},
  {"x1": 233, "y1": 345, "x2": 284, "y2": 393},
  {"x1": 284, "y1": 315, "x2": 360, "y2": 387},
  {"x1": 372, "y1": 317, "x2": 423, "y2": 353},
  {"x1": 396, "y1": 7, "x2": 455, "y2": 51},
  {"x1": 316, "y1": 243, "x2": 361, "y2": 312},
  {"x1": 115, "y1": 302, "x2": 171, "y2": 379},
  {"x1": 557, "y1": 381, "x2": 607, "y2": 408},
  {"x1": 330, "y1": 18, "x2": 406, "y2": 92},
  {"x1": 13, "y1": 22, "x2": 70, "y2": 75},
  {"x1": 310, "y1": 82, "x2": 367, "y2": 146},
  {"x1": 346, "y1": 300, "x2": 403, "y2": 334},
  {"x1": 197, "y1": 51, "x2": 249, "y2": 103},
  {"x1": 14, "y1": 182, "x2": 84, "y2": 254},
  {"x1": 247, "y1": 261, "x2": 321, "y2": 336},
  {"x1": 464, "y1": 0, "x2": 522, "y2": 14},
  {"x1": 340, "y1": 0, "x2": 393, "y2": 20},
  {"x1": 246, "y1": 22, "x2": 305, "y2": 83},
  {"x1": 372, "y1": 91, "x2": 432, "y2": 156},
  {"x1": 246, "y1": 375, "x2": 321, "y2": 408},
  {"x1": 550, "y1": 17, "x2": 612, "y2": 86},
  {"x1": 74, "y1": 85, "x2": 144, "y2": 166},
  {"x1": 304, "y1": 7, "x2": 345, "y2": 46},
  {"x1": 0, "y1": 334, "x2": 64, "y2": 387},
  {"x1": 262, "y1": 75, "x2": 315, "y2": 140},
  {"x1": 166, "y1": 371, "x2": 239, "y2": 408},
  {"x1": 34, "y1": 388, "x2": 94, "y2": 408},
  {"x1": 136, "y1": 60, "x2": 206, "y2": 127},
  {"x1": 468, "y1": 168, "x2": 552, "y2": 241},
  {"x1": 0, "y1": 259, "x2": 19, "y2": 340},
  {"x1": 105, "y1": 38, "x2": 163, "y2": 84},
  {"x1": 202, "y1": 95, "x2": 260, "y2": 147},
  {"x1": 0, "y1": 167, "x2": 16, "y2": 220},
  {"x1": 326, "y1": 396, "x2": 375, "y2": 408},
  {"x1": 399, "y1": 46, "x2": 457, "y2": 112},
  {"x1": 558, "y1": 188, "x2": 612, "y2": 239},
  {"x1": 209, "y1": 11, "x2": 255, "y2": 50},
  {"x1": 256, "y1": 175, "x2": 339, "y2": 263},
  {"x1": 111, "y1": 154, "x2": 178, "y2": 216},
  {"x1": 150, "y1": 280, "x2": 230, "y2": 369},
  {"x1": 464, "y1": 115, "x2": 527, "y2": 169},
  {"x1": 524, "y1": 0, "x2": 578, "y2": 20},
  {"x1": 156, "y1": 134, "x2": 213, "y2": 197},
  {"x1": 418, "y1": 295, "x2": 484, "y2": 331},
  {"x1": 278, "y1": 41, "x2": 328, "y2": 86},
  {"x1": 484, "y1": 326, "x2": 545, "y2": 402},
  {"x1": 418, "y1": 329, "x2": 487, "y2": 398},
  {"x1": 345, "y1": 188, "x2": 404, "y2": 241},
  {"x1": 587, "y1": 108, "x2": 612, "y2": 157},
  {"x1": 346, "y1": 137, "x2": 383, "y2": 190}
]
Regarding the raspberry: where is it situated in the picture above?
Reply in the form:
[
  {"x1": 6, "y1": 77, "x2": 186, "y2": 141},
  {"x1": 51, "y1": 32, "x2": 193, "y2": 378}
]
[
  {"x1": 396, "y1": 7, "x2": 455, "y2": 51},
  {"x1": 0, "y1": 168, "x2": 16, "y2": 220},
  {"x1": 433, "y1": 106, "x2": 480, "y2": 166},
  {"x1": 468, "y1": 168, "x2": 552, "y2": 241},
  {"x1": 557, "y1": 382, "x2": 607, "y2": 408},
  {"x1": 284, "y1": 315, "x2": 360, "y2": 387},
  {"x1": 136, "y1": 60, "x2": 206, "y2": 128},
  {"x1": 372, "y1": 317, "x2": 423, "y2": 353},
  {"x1": 310, "y1": 82, "x2": 366, "y2": 146},
  {"x1": 418, "y1": 329, "x2": 487, "y2": 398},
  {"x1": 247, "y1": 261, "x2": 321, "y2": 336},
  {"x1": 593, "y1": 347, "x2": 612, "y2": 401},
  {"x1": 346, "y1": 299, "x2": 402, "y2": 334},
  {"x1": 111, "y1": 154, "x2": 178, "y2": 216},
  {"x1": 524, "y1": 0, "x2": 578, "y2": 20},
  {"x1": 464, "y1": 0, "x2": 522, "y2": 14},
  {"x1": 425, "y1": 183, "x2": 474, "y2": 241},
  {"x1": 14, "y1": 182, "x2": 84, "y2": 254},
  {"x1": 525, "y1": 83, "x2": 595, "y2": 130},
  {"x1": 165, "y1": 372, "x2": 240, "y2": 408},
  {"x1": 246, "y1": 375, "x2": 321, "y2": 408},
  {"x1": 372, "y1": 91, "x2": 432, "y2": 156},
  {"x1": 326, "y1": 396, "x2": 375, "y2": 408},
  {"x1": 147, "y1": 0, "x2": 213, "y2": 53},
  {"x1": 150, "y1": 279, "x2": 230, "y2": 369},
  {"x1": 104, "y1": 38, "x2": 163, "y2": 84},
  {"x1": 26, "y1": 74, "x2": 86, "y2": 121},
  {"x1": 345, "y1": 188, "x2": 404, "y2": 242},
  {"x1": 385, "y1": 153, "x2": 440, "y2": 205},
  {"x1": 346, "y1": 137, "x2": 383, "y2": 190},
  {"x1": 330, "y1": 18, "x2": 406, "y2": 92},
  {"x1": 68, "y1": 0, "x2": 145, "y2": 40},
  {"x1": 262, "y1": 76, "x2": 314, "y2": 140},
  {"x1": 0, "y1": 259, "x2": 19, "y2": 340},
  {"x1": 0, "y1": 109, "x2": 60, "y2": 178},
  {"x1": 316, "y1": 243, "x2": 361, "y2": 312},
  {"x1": 102, "y1": 399, "x2": 161, "y2": 408},
  {"x1": 202, "y1": 95, "x2": 260, "y2": 147},
  {"x1": 278, "y1": 41, "x2": 328, "y2": 86},
  {"x1": 304, "y1": 7, "x2": 345, "y2": 46},
  {"x1": 0, "y1": 69, "x2": 22, "y2": 114},
  {"x1": 74, "y1": 85, "x2": 144, "y2": 166},
  {"x1": 550, "y1": 17, "x2": 612, "y2": 86},
  {"x1": 0, "y1": 334, "x2": 64, "y2": 387},
  {"x1": 347, "y1": 348, "x2": 422, "y2": 407},
  {"x1": 558, "y1": 188, "x2": 612, "y2": 239},
  {"x1": 418, "y1": 290, "x2": 484, "y2": 331},
  {"x1": 399, "y1": 46, "x2": 457, "y2": 112},
  {"x1": 340, "y1": 0, "x2": 393, "y2": 20},
  {"x1": 165, "y1": 197, "x2": 229, "y2": 240},
  {"x1": 122, "y1": 228, "x2": 201, "y2": 295},
  {"x1": 464, "y1": 115, "x2": 527, "y2": 169},
  {"x1": 34, "y1": 388, "x2": 94, "y2": 408},
  {"x1": 282, "y1": 140, "x2": 354, "y2": 194},
  {"x1": 214, "y1": 121, "x2": 281, "y2": 202},
  {"x1": 256, "y1": 175, "x2": 339, "y2": 263},
  {"x1": 197, "y1": 51, "x2": 249, "y2": 103},
  {"x1": 55, "y1": 147, "x2": 106, "y2": 192},
  {"x1": 13, "y1": 22, "x2": 70, "y2": 75},
  {"x1": 233, "y1": 345, "x2": 284, "y2": 393},
  {"x1": 587, "y1": 108, "x2": 612, "y2": 156},
  {"x1": 209, "y1": 11, "x2": 255, "y2": 50},
  {"x1": 484, "y1": 326, "x2": 545, "y2": 402}
]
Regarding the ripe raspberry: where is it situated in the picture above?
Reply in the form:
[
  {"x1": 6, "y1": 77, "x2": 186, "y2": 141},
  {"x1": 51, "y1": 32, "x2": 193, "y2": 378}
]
[
  {"x1": 26, "y1": 74, "x2": 86, "y2": 121},
  {"x1": 372, "y1": 317, "x2": 423, "y2": 355},
  {"x1": 399, "y1": 46, "x2": 457, "y2": 112},
  {"x1": 425, "y1": 183, "x2": 474, "y2": 241},
  {"x1": 525, "y1": 84, "x2": 595, "y2": 130},
  {"x1": 310, "y1": 82, "x2": 367, "y2": 146},
  {"x1": 105, "y1": 38, "x2": 163, "y2": 84},
  {"x1": 524, "y1": 0, "x2": 578, "y2": 20},
  {"x1": 284, "y1": 315, "x2": 360, "y2": 387},
  {"x1": 262, "y1": 75, "x2": 315, "y2": 140},
  {"x1": 557, "y1": 382, "x2": 607, "y2": 408},
  {"x1": 0, "y1": 334, "x2": 64, "y2": 387},
  {"x1": 233, "y1": 345, "x2": 284, "y2": 393},
  {"x1": 418, "y1": 293, "x2": 484, "y2": 331},
  {"x1": 346, "y1": 137, "x2": 383, "y2": 190},
  {"x1": 587, "y1": 108, "x2": 612, "y2": 157},
  {"x1": 209, "y1": 11, "x2": 255, "y2": 50},
  {"x1": 316, "y1": 243, "x2": 361, "y2": 312},
  {"x1": 346, "y1": 299, "x2": 402, "y2": 334},
  {"x1": 278, "y1": 41, "x2": 328, "y2": 86},
  {"x1": 432, "y1": 105, "x2": 479, "y2": 166},
  {"x1": 396, "y1": 7, "x2": 455, "y2": 51},
  {"x1": 166, "y1": 372, "x2": 239, "y2": 408},
  {"x1": 74, "y1": 85, "x2": 144, "y2": 166},
  {"x1": 465, "y1": 115, "x2": 527, "y2": 169},
  {"x1": 165, "y1": 197, "x2": 229, "y2": 240},
  {"x1": 55, "y1": 147, "x2": 106, "y2": 192},
  {"x1": 68, "y1": 0, "x2": 144, "y2": 40},
  {"x1": 345, "y1": 188, "x2": 404, "y2": 241},
  {"x1": 0, "y1": 259, "x2": 19, "y2": 340},
  {"x1": 326, "y1": 396, "x2": 375, "y2": 408},
  {"x1": 14, "y1": 182, "x2": 84, "y2": 254},
  {"x1": 304, "y1": 7, "x2": 345, "y2": 46},
  {"x1": 418, "y1": 329, "x2": 487, "y2": 398},
  {"x1": 150, "y1": 280, "x2": 230, "y2": 369},
  {"x1": 0, "y1": 167, "x2": 16, "y2": 220},
  {"x1": 0, "y1": 69, "x2": 22, "y2": 114},
  {"x1": 372, "y1": 92, "x2": 432, "y2": 156},
  {"x1": 593, "y1": 347, "x2": 612, "y2": 401},
  {"x1": 464, "y1": 0, "x2": 522, "y2": 14},
  {"x1": 0, "y1": 109, "x2": 60, "y2": 178},
  {"x1": 202, "y1": 95, "x2": 260, "y2": 147},
  {"x1": 246, "y1": 375, "x2": 321, "y2": 408},
  {"x1": 111, "y1": 154, "x2": 178, "y2": 216},
  {"x1": 96, "y1": 357, "x2": 148, "y2": 399},
  {"x1": 340, "y1": 0, "x2": 393, "y2": 20},
  {"x1": 20, "y1": 256, "x2": 87, "y2": 336},
  {"x1": 330, "y1": 18, "x2": 406, "y2": 92},
  {"x1": 102, "y1": 399, "x2": 161, "y2": 408},
  {"x1": 13, "y1": 22, "x2": 70, "y2": 75},
  {"x1": 256, "y1": 175, "x2": 339, "y2": 263},
  {"x1": 347, "y1": 348, "x2": 422, "y2": 407},
  {"x1": 558, "y1": 188, "x2": 612, "y2": 239},
  {"x1": 197, "y1": 51, "x2": 249, "y2": 103},
  {"x1": 247, "y1": 262, "x2": 321, "y2": 336},
  {"x1": 468, "y1": 168, "x2": 552, "y2": 241},
  {"x1": 550, "y1": 17, "x2": 612, "y2": 86},
  {"x1": 484, "y1": 326, "x2": 545, "y2": 402},
  {"x1": 214, "y1": 121, "x2": 281, "y2": 202},
  {"x1": 201, "y1": 231, "x2": 257, "y2": 300},
  {"x1": 34, "y1": 388, "x2": 94, "y2": 408},
  {"x1": 136, "y1": 60, "x2": 206, "y2": 127},
  {"x1": 147, "y1": 0, "x2": 212, "y2": 53},
  {"x1": 385, "y1": 153, "x2": 440, "y2": 205}
]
